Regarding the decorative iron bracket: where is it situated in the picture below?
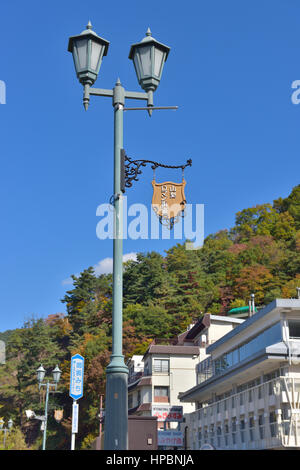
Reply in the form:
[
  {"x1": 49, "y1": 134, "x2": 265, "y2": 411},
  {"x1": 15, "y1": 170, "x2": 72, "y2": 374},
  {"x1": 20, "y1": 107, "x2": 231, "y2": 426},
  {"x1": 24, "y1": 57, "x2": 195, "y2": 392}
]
[{"x1": 120, "y1": 149, "x2": 192, "y2": 192}]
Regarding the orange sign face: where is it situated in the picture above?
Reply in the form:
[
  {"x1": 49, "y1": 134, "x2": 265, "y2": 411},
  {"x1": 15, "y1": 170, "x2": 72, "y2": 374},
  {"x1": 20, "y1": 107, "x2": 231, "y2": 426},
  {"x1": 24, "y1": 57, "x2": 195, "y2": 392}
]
[{"x1": 152, "y1": 180, "x2": 186, "y2": 221}]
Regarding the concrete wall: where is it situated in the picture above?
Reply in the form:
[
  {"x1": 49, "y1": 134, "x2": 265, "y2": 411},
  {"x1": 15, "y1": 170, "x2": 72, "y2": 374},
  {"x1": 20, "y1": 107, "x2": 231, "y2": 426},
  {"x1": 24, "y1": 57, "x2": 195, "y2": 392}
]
[{"x1": 128, "y1": 416, "x2": 158, "y2": 450}]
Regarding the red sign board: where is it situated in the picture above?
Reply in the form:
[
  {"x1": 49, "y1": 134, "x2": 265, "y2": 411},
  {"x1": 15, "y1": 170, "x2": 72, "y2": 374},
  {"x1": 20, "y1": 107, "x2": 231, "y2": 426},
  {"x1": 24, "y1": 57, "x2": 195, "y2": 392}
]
[{"x1": 151, "y1": 405, "x2": 183, "y2": 422}]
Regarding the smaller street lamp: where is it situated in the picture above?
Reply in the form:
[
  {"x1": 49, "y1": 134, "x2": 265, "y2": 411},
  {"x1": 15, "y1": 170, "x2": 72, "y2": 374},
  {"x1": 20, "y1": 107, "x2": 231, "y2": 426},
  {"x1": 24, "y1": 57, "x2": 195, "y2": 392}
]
[
  {"x1": 0, "y1": 418, "x2": 13, "y2": 449},
  {"x1": 35, "y1": 364, "x2": 62, "y2": 450},
  {"x1": 37, "y1": 364, "x2": 45, "y2": 384},
  {"x1": 52, "y1": 365, "x2": 62, "y2": 384}
]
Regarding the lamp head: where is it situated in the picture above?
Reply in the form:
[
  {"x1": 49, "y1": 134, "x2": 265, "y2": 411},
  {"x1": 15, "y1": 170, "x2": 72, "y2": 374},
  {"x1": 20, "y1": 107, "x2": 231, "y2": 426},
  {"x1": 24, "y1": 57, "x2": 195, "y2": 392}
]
[
  {"x1": 36, "y1": 364, "x2": 45, "y2": 384},
  {"x1": 129, "y1": 28, "x2": 170, "y2": 93},
  {"x1": 25, "y1": 410, "x2": 36, "y2": 419},
  {"x1": 52, "y1": 364, "x2": 62, "y2": 384},
  {"x1": 68, "y1": 22, "x2": 110, "y2": 87}
]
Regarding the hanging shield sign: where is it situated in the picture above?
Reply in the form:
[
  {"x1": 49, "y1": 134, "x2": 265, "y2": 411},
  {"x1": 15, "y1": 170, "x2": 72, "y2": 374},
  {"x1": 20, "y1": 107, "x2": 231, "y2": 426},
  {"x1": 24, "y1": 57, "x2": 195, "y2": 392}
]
[{"x1": 152, "y1": 179, "x2": 186, "y2": 221}]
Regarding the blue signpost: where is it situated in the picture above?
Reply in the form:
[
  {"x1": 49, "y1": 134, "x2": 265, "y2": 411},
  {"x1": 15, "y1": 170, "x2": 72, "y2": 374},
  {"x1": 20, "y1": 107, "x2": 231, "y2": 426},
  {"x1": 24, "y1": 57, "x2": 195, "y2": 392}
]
[{"x1": 70, "y1": 354, "x2": 84, "y2": 450}]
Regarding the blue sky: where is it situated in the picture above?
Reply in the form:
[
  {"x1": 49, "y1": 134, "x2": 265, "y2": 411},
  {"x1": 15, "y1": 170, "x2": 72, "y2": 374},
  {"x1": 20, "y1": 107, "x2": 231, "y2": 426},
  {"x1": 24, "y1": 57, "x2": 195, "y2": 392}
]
[{"x1": 0, "y1": 0, "x2": 299, "y2": 331}]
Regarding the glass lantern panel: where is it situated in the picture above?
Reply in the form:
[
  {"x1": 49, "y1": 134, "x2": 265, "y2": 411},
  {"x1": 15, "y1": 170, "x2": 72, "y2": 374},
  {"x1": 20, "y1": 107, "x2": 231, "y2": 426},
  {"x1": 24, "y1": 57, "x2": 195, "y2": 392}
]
[
  {"x1": 133, "y1": 54, "x2": 140, "y2": 76},
  {"x1": 76, "y1": 39, "x2": 88, "y2": 69},
  {"x1": 154, "y1": 48, "x2": 164, "y2": 77},
  {"x1": 90, "y1": 41, "x2": 102, "y2": 71},
  {"x1": 138, "y1": 46, "x2": 152, "y2": 76}
]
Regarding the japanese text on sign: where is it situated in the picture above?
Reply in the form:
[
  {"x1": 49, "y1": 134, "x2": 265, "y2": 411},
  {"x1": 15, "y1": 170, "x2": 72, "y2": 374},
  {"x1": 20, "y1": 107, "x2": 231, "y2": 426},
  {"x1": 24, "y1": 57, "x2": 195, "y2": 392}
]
[{"x1": 151, "y1": 405, "x2": 183, "y2": 422}]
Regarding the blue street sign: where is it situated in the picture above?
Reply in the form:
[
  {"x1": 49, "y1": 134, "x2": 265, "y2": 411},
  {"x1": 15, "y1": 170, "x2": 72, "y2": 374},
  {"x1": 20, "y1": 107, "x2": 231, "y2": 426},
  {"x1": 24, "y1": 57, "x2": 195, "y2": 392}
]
[{"x1": 70, "y1": 354, "x2": 84, "y2": 400}]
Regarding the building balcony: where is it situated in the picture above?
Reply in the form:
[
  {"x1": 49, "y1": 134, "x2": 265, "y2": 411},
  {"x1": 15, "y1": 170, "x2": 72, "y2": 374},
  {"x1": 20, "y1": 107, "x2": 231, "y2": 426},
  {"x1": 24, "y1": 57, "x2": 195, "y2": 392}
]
[
  {"x1": 128, "y1": 371, "x2": 144, "y2": 386},
  {"x1": 186, "y1": 376, "x2": 300, "y2": 450}
]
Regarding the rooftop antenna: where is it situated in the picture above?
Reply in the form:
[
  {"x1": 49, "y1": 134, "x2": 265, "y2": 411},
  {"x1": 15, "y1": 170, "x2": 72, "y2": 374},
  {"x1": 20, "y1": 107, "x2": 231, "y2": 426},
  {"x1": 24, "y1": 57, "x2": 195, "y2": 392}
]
[{"x1": 249, "y1": 293, "x2": 255, "y2": 317}]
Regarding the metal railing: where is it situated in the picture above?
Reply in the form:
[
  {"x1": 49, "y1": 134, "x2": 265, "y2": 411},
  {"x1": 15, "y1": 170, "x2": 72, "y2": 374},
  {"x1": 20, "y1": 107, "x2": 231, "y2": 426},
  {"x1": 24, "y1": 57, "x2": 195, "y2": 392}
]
[
  {"x1": 128, "y1": 371, "x2": 143, "y2": 385},
  {"x1": 186, "y1": 376, "x2": 300, "y2": 450}
]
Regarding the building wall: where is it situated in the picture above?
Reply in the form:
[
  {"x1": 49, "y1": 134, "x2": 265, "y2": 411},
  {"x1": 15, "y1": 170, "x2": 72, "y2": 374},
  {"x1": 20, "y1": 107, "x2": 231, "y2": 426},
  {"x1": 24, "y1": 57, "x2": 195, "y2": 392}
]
[
  {"x1": 210, "y1": 310, "x2": 282, "y2": 360},
  {"x1": 181, "y1": 301, "x2": 300, "y2": 450},
  {"x1": 151, "y1": 354, "x2": 198, "y2": 415},
  {"x1": 208, "y1": 322, "x2": 240, "y2": 346},
  {"x1": 185, "y1": 371, "x2": 300, "y2": 450}
]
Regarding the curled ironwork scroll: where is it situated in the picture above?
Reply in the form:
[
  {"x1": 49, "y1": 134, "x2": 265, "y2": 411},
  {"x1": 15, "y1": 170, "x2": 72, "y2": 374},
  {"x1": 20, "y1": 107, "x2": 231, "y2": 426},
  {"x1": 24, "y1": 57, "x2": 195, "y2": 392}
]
[
  {"x1": 121, "y1": 149, "x2": 192, "y2": 192},
  {"x1": 119, "y1": 149, "x2": 192, "y2": 229}
]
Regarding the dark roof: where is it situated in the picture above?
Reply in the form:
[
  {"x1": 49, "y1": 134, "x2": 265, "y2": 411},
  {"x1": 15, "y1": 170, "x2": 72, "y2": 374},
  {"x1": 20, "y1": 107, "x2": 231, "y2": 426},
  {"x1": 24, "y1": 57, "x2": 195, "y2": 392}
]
[
  {"x1": 143, "y1": 345, "x2": 200, "y2": 359},
  {"x1": 185, "y1": 314, "x2": 211, "y2": 340},
  {"x1": 128, "y1": 375, "x2": 152, "y2": 390},
  {"x1": 138, "y1": 376, "x2": 152, "y2": 387},
  {"x1": 136, "y1": 403, "x2": 152, "y2": 412}
]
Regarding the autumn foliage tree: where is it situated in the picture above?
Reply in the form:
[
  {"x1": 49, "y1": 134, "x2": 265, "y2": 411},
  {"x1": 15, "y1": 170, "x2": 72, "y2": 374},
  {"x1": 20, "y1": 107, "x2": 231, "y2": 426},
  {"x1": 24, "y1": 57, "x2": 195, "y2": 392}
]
[{"x1": 0, "y1": 184, "x2": 299, "y2": 449}]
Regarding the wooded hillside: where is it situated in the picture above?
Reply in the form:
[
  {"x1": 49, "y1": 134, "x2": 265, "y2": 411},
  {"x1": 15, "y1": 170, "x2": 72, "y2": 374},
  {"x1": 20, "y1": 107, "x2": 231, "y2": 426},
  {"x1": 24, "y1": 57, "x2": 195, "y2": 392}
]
[{"x1": 0, "y1": 184, "x2": 299, "y2": 449}]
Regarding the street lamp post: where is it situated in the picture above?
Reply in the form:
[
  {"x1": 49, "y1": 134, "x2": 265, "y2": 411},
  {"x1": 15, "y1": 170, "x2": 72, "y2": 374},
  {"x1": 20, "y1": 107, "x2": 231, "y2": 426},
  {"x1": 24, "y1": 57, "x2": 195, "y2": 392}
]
[
  {"x1": 68, "y1": 23, "x2": 171, "y2": 450},
  {"x1": 36, "y1": 364, "x2": 62, "y2": 450},
  {"x1": 0, "y1": 418, "x2": 13, "y2": 449}
]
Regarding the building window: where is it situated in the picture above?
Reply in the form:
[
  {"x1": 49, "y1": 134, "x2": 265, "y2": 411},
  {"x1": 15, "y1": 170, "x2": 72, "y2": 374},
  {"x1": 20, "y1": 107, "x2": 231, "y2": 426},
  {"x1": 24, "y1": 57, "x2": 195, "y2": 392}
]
[
  {"x1": 128, "y1": 394, "x2": 133, "y2": 409},
  {"x1": 154, "y1": 386, "x2": 169, "y2": 402},
  {"x1": 137, "y1": 390, "x2": 141, "y2": 406},
  {"x1": 210, "y1": 424, "x2": 214, "y2": 447},
  {"x1": 217, "y1": 426, "x2": 222, "y2": 448},
  {"x1": 153, "y1": 359, "x2": 169, "y2": 373},
  {"x1": 282, "y1": 406, "x2": 290, "y2": 436},
  {"x1": 231, "y1": 418, "x2": 237, "y2": 445},
  {"x1": 264, "y1": 369, "x2": 280, "y2": 382},
  {"x1": 249, "y1": 416, "x2": 255, "y2": 442},
  {"x1": 268, "y1": 381, "x2": 274, "y2": 396},
  {"x1": 214, "y1": 323, "x2": 282, "y2": 376},
  {"x1": 144, "y1": 362, "x2": 150, "y2": 376},
  {"x1": 240, "y1": 419, "x2": 245, "y2": 443},
  {"x1": 240, "y1": 393, "x2": 244, "y2": 406},
  {"x1": 288, "y1": 321, "x2": 300, "y2": 339},
  {"x1": 198, "y1": 428, "x2": 202, "y2": 448},
  {"x1": 197, "y1": 357, "x2": 212, "y2": 384},
  {"x1": 259, "y1": 414, "x2": 264, "y2": 439},
  {"x1": 224, "y1": 423, "x2": 229, "y2": 447},
  {"x1": 269, "y1": 411, "x2": 277, "y2": 438}
]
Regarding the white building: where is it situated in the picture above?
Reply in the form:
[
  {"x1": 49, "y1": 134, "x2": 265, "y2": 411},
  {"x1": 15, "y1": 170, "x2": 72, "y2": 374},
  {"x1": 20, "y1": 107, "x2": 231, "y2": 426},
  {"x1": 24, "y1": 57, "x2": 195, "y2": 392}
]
[
  {"x1": 127, "y1": 314, "x2": 242, "y2": 431},
  {"x1": 180, "y1": 299, "x2": 300, "y2": 450}
]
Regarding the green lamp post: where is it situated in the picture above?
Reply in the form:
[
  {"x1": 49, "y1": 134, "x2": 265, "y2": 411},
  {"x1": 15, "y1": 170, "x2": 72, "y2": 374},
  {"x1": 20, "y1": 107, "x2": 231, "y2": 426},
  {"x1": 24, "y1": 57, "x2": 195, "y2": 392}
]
[
  {"x1": 0, "y1": 418, "x2": 13, "y2": 449},
  {"x1": 37, "y1": 364, "x2": 62, "y2": 450},
  {"x1": 68, "y1": 23, "x2": 170, "y2": 450}
]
